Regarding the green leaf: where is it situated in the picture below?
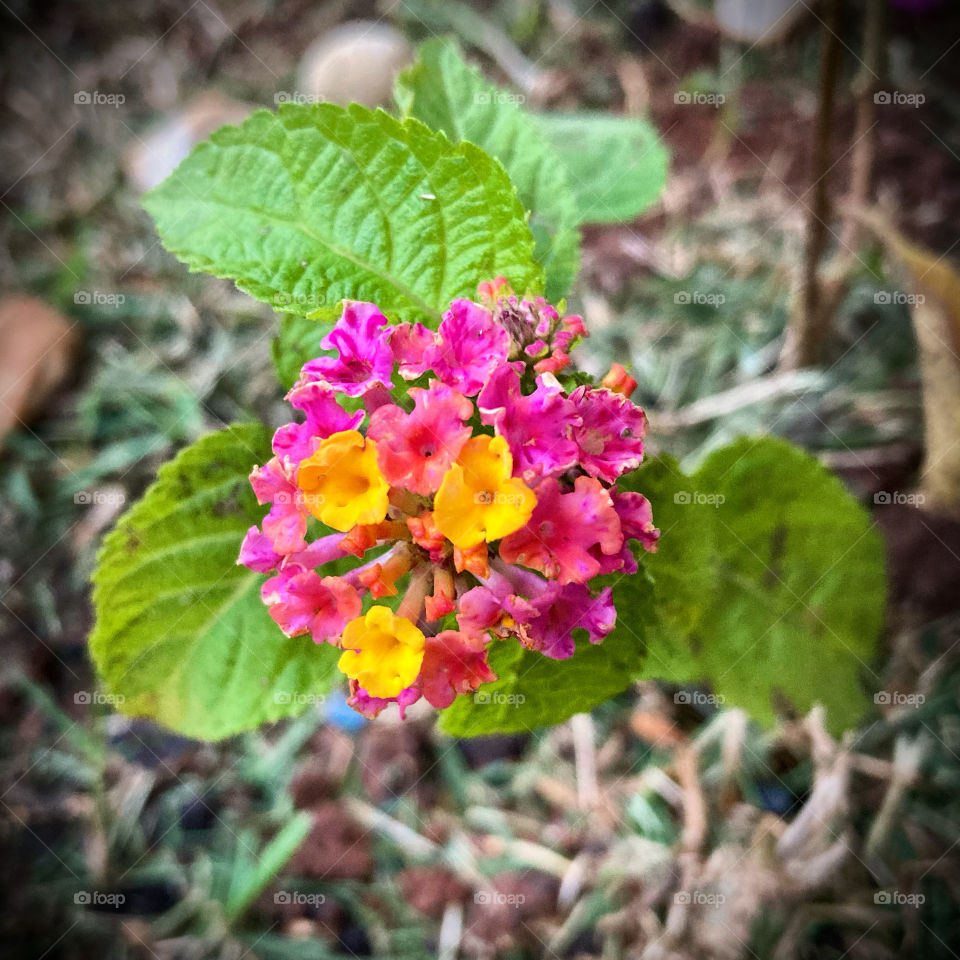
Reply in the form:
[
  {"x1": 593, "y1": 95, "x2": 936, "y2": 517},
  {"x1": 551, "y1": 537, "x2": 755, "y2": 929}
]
[
  {"x1": 636, "y1": 436, "x2": 885, "y2": 732},
  {"x1": 89, "y1": 424, "x2": 342, "y2": 741},
  {"x1": 225, "y1": 811, "x2": 313, "y2": 921},
  {"x1": 396, "y1": 37, "x2": 580, "y2": 301},
  {"x1": 617, "y1": 456, "x2": 718, "y2": 680},
  {"x1": 144, "y1": 102, "x2": 543, "y2": 327},
  {"x1": 536, "y1": 112, "x2": 669, "y2": 224},
  {"x1": 439, "y1": 576, "x2": 652, "y2": 737}
]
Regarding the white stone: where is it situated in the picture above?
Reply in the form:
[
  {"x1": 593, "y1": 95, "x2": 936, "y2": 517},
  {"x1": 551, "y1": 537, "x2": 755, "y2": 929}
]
[
  {"x1": 296, "y1": 20, "x2": 414, "y2": 108},
  {"x1": 713, "y1": 0, "x2": 809, "y2": 44},
  {"x1": 123, "y1": 92, "x2": 252, "y2": 194}
]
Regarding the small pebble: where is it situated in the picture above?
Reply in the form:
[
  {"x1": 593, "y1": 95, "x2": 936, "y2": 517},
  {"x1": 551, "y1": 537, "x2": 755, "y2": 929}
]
[
  {"x1": 296, "y1": 21, "x2": 414, "y2": 108},
  {"x1": 123, "y1": 91, "x2": 252, "y2": 193}
]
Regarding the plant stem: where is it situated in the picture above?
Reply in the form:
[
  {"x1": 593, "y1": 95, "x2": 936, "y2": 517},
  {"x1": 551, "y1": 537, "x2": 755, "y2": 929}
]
[{"x1": 780, "y1": 0, "x2": 844, "y2": 369}]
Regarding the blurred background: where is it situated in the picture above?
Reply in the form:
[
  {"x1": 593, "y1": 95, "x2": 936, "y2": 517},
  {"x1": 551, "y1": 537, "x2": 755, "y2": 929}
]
[{"x1": 2, "y1": 0, "x2": 960, "y2": 957}]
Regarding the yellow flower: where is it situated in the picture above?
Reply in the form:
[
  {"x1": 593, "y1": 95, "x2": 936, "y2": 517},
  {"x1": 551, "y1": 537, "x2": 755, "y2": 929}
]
[
  {"x1": 434, "y1": 435, "x2": 536, "y2": 549},
  {"x1": 297, "y1": 430, "x2": 389, "y2": 532},
  {"x1": 338, "y1": 606, "x2": 426, "y2": 698}
]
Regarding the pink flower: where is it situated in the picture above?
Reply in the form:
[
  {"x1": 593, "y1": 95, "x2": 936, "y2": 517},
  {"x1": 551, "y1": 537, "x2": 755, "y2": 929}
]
[
  {"x1": 272, "y1": 383, "x2": 364, "y2": 469},
  {"x1": 261, "y1": 567, "x2": 361, "y2": 643},
  {"x1": 348, "y1": 681, "x2": 421, "y2": 719},
  {"x1": 238, "y1": 527, "x2": 282, "y2": 573},
  {"x1": 533, "y1": 350, "x2": 571, "y2": 374},
  {"x1": 615, "y1": 488, "x2": 660, "y2": 557},
  {"x1": 459, "y1": 565, "x2": 615, "y2": 660},
  {"x1": 478, "y1": 367, "x2": 580, "y2": 483},
  {"x1": 591, "y1": 489, "x2": 660, "y2": 575},
  {"x1": 428, "y1": 298, "x2": 510, "y2": 396},
  {"x1": 419, "y1": 630, "x2": 497, "y2": 708},
  {"x1": 527, "y1": 583, "x2": 616, "y2": 660},
  {"x1": 390, "y1": 322, "x2": 435, "y2": 380},
  {"x1": 457, "y1": 570, "x2": 541, "y2": 640},
  {"x1": 500, "y1": 476, "x2": 623, "y2": 584},
  {"x1": 249, "y1": 458, "x2": 307, "y2": 555},
  {"x1": 368, "y1": 382, "x2": 474, "y2": 495},
  {"x1": 288, "y1": 381, "x2": 365, "y2": 431},
  {"x1": 570, "y1": 386, "x2": 646, "y2": 483},
  {"x1": 563, "y1": 314, "x2": 588, "y2": 339},
  {"x1": 239, "y1": 524, "x2": 349, "y2": 577},
  {"x1": 238, "y1": 286, "x2": 658, "y2": 723},
  {"x1": 270, "y1": 423, "x2": 318, "y2": 470},
  {"x1": 300, "y1": 301, "x2": 393, "y2": 396}
]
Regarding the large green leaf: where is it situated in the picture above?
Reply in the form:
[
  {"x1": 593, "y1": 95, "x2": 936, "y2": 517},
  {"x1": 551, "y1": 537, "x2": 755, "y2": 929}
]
[
  {"x1": 439, "y1": 574, "x2": 652, "y2": 737},
  {"x1": 636, "y1": 437, "x2": 885, "y2": 732},
  {"x1": 144, "y1": 102, "x2": 543, "y2": 330},
  {"x1": 536, "y1": 112, "x2": 669, "y2": 224},
  {"x1": 90, "y1": 424, "x2": 342, "y2": 740},
  {"x1": 396, "y1": 37, "x2": 580, "y2": 301},
  {"x1": 618, "y1": 456, "x2": 717, "y2": 667}
]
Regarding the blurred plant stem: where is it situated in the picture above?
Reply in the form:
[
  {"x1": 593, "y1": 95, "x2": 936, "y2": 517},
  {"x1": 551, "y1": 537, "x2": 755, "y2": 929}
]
[
  {"x1": 780, "y1": 0, "x2": 843, "y2": 369},
  {"x1": 781, "y1": 0, "x2": 888, "y2": 370},
  {"x1": 838, "y1": 0, "x2": 885, "y2": 257}
]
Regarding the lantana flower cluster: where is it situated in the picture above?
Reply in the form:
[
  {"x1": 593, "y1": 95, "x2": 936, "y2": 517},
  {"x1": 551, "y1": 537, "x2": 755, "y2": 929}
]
[{"x1": 239, "y1": 279, "x2": 659, "y2": 718}]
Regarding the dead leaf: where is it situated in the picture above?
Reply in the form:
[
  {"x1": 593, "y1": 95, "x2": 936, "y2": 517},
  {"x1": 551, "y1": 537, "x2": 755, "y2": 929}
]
[{"x1": 0, "y1": 295, "x2": 78, "y2": 449}]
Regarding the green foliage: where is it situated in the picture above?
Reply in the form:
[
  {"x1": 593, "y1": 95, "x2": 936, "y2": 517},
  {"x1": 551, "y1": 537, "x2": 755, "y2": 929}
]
[
  {"x1": 537, "y1": 112, "x2": 669, "y2": 224},
  {"x1": 144, "y1": 101, "x2": 543, "y2": 329},
  {"x1": 624, "y1": 456, "x2": 718, "y2": 644},
  {"x1": 396, "y1": 37, "x2": 580, "y2": 300},
  {"x1": 89, "y1": 424, "x2": 342, "y2": 740},
  {"x1": 223, "y1": 812, "x2": 313, "y2": 922},
  {"x1": 633, "y1": 437, "x2": 885, "y2": 732}
]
